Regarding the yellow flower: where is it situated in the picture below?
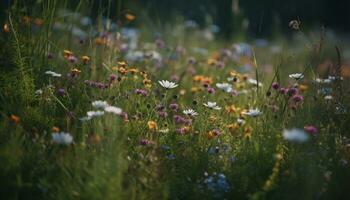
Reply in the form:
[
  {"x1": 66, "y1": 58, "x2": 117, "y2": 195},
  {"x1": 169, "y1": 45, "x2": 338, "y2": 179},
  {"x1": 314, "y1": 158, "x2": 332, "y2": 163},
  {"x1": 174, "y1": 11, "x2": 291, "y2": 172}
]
[
  {"x1": 117, "y1": 61, "x2": 128, "y2": 67},
  {"x1": 128, "y1": 68, "x2": 139, "y2": 74},
  {"x1": 118, "y1": 67, "x2": 128, "y2": 75},
  {"x1": 183, "y1": 126, "x2": 191, "y2": 133},
  {"x1": 207, "y1": 58, "x2": 217, "y2": 65},
  {"x1": 82, "y1": 56, "x2": 90, "y2": 64},
  {"x1": 209, "y1": 115, "x2": 217, "y2": 123},
  {"x1": 70, "y1": 68, "x2": 81, "y2": 75},
  {"x1": 191, "y1": 87, "x2": 200, "y2": 93},
  {"x1": 236, "y1": 83, "x2": 245, "y2": 89},
  {"x1": 299, "y1": 84, "x2": 308, "y2": 92},
  {"x1": 227, "y1": 123, "x2": 239, "y2": 135},
  {"x1": 64, "y1": 50, "x2": 73, "y2": 58},
  {"x1": 140, "y1": 71, "x2": 148, "y2": 78},
  {"x1": 244, "y1": 126, "x2": 253, "y2": 139},
  {"x1": 147, "y1": 121, "x2": 158, "y2": 131},
  {"x1": 143, "y1": 78, "x2": 152, "y2": 86},
  {"x1": 229, "y1": 70, "x2": 239, "y2": 77}
]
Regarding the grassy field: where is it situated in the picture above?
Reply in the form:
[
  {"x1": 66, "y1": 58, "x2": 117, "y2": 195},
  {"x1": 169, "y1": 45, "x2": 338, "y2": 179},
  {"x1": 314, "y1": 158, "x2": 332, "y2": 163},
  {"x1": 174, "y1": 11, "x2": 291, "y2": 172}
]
[{"x1": 1, "y1": 1, "x2": 350, "y2": 199}]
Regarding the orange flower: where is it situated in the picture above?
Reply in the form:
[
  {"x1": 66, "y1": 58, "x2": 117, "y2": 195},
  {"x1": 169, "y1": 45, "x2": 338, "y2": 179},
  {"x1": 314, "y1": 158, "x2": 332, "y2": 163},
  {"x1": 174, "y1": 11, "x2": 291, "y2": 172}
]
[
  {"x1": 88, "y1": 134, "x2": 101, "y2": 144},
  {"x1": 95, "y1": 38, "x2": 107, "y2": 45},
  {"x1": 10, "y1": 115, "x2": 20, "y2": 124},
  {"x1": 33, "y1": 18, "x2": 44, "y2": 26},
  {"x1": 193, "y1": 75, "x2": 213, "y2": 84},
  {"x1": 52, "y1": 126, "x2": 60, "y2": 133},
  {"x1": 193, "y1": 75, "x2": 204, "y2": 82},
  {"x1": 147, "y1": 121, "x2": 158, "y2": 131},
  {"x1": 207, "y1": 131, "x2": 215, "y2": 139},
  {"x1": 3, "y1": 23, "x2": 9, "y2": 33},
  {"x1": 299, "y1": 84, "x2": 308, "y2": 92},
  {"x1": 125, "y1": 13, "x2": 136, "y2": 21},
  {"x1": 225, "y1": 105, "x2": 237, "y2": 114},
  {"x1": 202, "y1": 77, "x2": 213, "y2": 84}
]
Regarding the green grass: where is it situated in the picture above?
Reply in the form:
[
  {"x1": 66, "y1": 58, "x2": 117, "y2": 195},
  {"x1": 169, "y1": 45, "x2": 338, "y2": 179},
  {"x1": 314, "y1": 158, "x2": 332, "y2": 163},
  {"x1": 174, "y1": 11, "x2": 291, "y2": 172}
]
[{"x1": 0, "y1": 1, "x2": 350, "y2": 199}]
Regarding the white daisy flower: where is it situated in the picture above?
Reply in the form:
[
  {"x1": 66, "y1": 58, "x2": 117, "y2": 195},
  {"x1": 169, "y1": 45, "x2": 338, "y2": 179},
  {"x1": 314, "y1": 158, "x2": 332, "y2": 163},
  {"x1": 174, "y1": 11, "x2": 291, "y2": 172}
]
[
  {"x1": 316, "y1": 78, "x2": 332, "y2": 84},
  {"x1": 92, "y1": 100, "x2": 109, "y2": 109},
  {"x1": 158, "y1": 80, "x2": 178, "y2": 89},
  {"x1": 216, "y1": 82, "x2": 233, "y2": 93},
  {"x1": 242, "y1": 109, "x2": 262, "y2": 117},
  {"x1": 104, "y1": 106, "x2": 122, "y2": 115},
  {"x1": 87, "y1": 111, "x2": 105, "y2": 118},
  {"x1": 35, "y1": 89, "x2": 43, "y2": 95},
  {"x1": 203, "y1": 101, "x2": 221, "y2": 110},
  {"x1": 282, "y1": 128, "x2": 309, "y2": 143},
  {"x1": 158, "y1": 128, "x2": 169, "y2": 133},
  {"x1": 52, "y1": 132, "x2": 73, "y2": 145},
  {"x1": 45, "y1": 71, "x2": 62, "y2": 77},
  {"x1": 183, "y1": 109, "x2": 198, "y2": 116},
  {"x1": 289, "y1": 73, "x2": 304, "y2": 80},
  {"x1": 324, "y1": 95, "x2": 333, "y2": 100},
  {"x1": 237, "y1": 118, "x2": 246, "y2": 125},
  {"x1": 247, "y1": 78, "x2": 263, "y2": 87}
]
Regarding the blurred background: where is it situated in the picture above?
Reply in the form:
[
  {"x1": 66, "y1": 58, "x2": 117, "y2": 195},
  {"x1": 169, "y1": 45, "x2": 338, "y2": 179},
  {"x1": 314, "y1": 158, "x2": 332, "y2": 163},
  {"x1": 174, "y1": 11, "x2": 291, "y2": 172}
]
[{"x1": 1, "y1": 0, "x2": 350, "y2": 38}]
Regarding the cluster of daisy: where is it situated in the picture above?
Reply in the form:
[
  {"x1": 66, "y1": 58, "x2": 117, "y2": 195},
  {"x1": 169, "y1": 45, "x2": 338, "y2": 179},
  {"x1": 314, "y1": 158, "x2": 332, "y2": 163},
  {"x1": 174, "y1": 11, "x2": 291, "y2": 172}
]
[{"x1": 80, "y1": 100, "x2": 123, "y2": 121}]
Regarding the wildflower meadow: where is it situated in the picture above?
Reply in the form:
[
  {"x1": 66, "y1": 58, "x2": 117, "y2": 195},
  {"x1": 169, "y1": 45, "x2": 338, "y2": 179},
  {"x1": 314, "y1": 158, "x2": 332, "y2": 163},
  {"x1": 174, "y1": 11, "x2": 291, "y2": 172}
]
[{"x1": 1, "y1": 0, "x2": 350, "y2": 199}]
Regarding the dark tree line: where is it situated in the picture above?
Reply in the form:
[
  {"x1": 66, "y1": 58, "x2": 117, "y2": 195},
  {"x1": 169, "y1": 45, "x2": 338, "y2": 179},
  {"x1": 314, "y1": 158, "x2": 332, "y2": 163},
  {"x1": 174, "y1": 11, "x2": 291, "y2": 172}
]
[{"x1": 1, "y1": 0, "x2": 349, "y2": 37}]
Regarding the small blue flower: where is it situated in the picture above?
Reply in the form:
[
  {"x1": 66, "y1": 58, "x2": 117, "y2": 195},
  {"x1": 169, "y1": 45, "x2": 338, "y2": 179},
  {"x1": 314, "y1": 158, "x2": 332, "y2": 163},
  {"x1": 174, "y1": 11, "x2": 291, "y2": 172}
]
[
  {"x1": 167, "y1": 154, "x2": 175, "y2": 160},
  {"x1": 161, "y1": 145, "x2": 170, "y2": 151}
]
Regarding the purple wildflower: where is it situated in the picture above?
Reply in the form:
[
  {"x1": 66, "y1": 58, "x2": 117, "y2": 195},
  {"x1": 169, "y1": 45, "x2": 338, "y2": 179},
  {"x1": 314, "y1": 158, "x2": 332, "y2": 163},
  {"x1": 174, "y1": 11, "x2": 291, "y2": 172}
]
[
  {"x1": 272, "y1": 82, "x2": 279, "y2": 90},
  {"x1": 169, "y1": 103, "x2": 179, "y2": 111},
  {"x1": 292, "y1": 95, "x2": 304, "y2": 102},
  {"x1": 207, "y1": 87, "x2": 216, "y2": 94},
  {"x1": 304, "y1": 125, "x2": 318, "y2": 135}
]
